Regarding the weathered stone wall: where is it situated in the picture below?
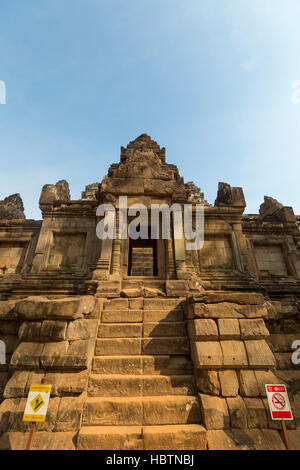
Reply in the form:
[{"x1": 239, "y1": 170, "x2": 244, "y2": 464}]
[{"x1": 0, "y1": 296, "x2": 100, "y2": 450}]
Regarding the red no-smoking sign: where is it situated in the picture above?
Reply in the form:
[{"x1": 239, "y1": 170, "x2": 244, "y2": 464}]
[{"x1": 265, "y1": 384, "x2": 293, "y2": 420}]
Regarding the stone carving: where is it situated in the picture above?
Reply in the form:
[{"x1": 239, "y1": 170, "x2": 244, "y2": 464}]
[
  {"x1": 39, "y1": 180, "x2": 70, "y2": 206},
  {"x1": 215, "y1": 182, "x2": 246, "y2": 209},
  {"x1": 0, "y1": 194, "x2": 25, "y2": 220}
]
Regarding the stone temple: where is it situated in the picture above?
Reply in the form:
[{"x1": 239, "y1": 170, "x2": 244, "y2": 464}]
[{"x1": 0, "y1": 134, "x2": 299, "y2": 450}]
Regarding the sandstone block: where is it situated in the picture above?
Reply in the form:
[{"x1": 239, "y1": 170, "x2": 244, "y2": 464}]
[
  {"x1": 40, "y1": 321, "x2": 67, "y2": 341},
  {"x1": 0, "y1": 398, "x2": 18, "y2": 432},
  {"x1": 143, "y1": 322, "x2": 185, "y2": 337},
  {"x1": 206, "y1": 430, "x2": 243, "y2": 450},
  {"x1": 142, "y1": 355, "x2": 193, "y2": 375},
  {"x1": 54, "y1": 396, "x2": 84, "y2": 431},
  {"x1": 14, "y1": 296, "x2": 95, "y2": 320},
  {"x1": 93, "y1": 356, "x2": 142, "y2": 375},
  {"x1": 96, "y1": 338, "x2": 141, "y2": 355},
  {"x1": 40, "y1": 339, "x2": 93, "y2": 370},
  {"x1": 220, "y1": 340, "x2": 248, "y2": 368},
  {"x1": 77, "y1": 426, "x2": 143, "y2": 450},
  {"x1": 7, "y1": 398, "x2": 30, "y2": 432},
  {"x1": 10, "y1": 342, "x2": 44, "y2": 369},
  {"x1": 25, "y1": 370, "x2": 45, "y2": 394},
  {"x1": 191, "y1": 341, "x2": 223, "y2": 369},
  {"x1": 143, "y1": 396, "x2": 201, "y2": 425},
  {"x1": 129, "y1": 299, "x2": 143, "y2": 309},
  {"x1": 143, "y1": 287, "x2": 165, "y2": 298},
  {"x1": 236, "y1": 304, "x2": 268, "y2": 319},
  {"x1": 121, "y1": 287, "x2": 143, "y2": 298},
  {"x1": 3, "y1": 371, "x2": 29, "y2": 398},
  {"x1": 88, "y1": 374, "x2": 142, "y2": 397},
  {"x1": 142, "y1": 337, "x2": 189, "y2": 355},
  {"x1": 83, "y1": 397, "x2": 143, "y2": 426},
  {"x1": 18, "y1": 322, "x2": 42, "y2": 341},
  {"x1": 66, "y1": 319, "x2": 98, "y2": 340},
  {"x1": 104, "y1": 299, "x2": 128, "y2": 310},
  {"x1": 238, "y1": 370, "x2": 259, "y2": 397},
  {"x1": 191, "y1": 302, "x2": 244, "y2": 319},
  {"x1": 143, "y1": 424, "x2": 207, "y2": 450},
  {"x1": 219, "y1": 370, "x2": 239, "y2": 397},
  {"x1": 102, "y1": 310, "x2": 142, "y2": 323},
  {"x1": 207, "y1": 429, "x2": 285, "y2": 450},
  {"x1": 199, "y1": 394, "x2": 230, "y2": 430},
  {"x1": 0, "y1": 431, "x2": 76, "y2": 450},
  {"x1": 143, "y1": 309, "x2": 184, "y2": 322},
  {"x1": 143, "y1": 299, "x2": 183, "y2": 310},
  {"x1": 96, "y1": 281, "x2": 120, "y2": 298},
  {"x1": 244, "y1": 398, "x2": 268, "y2": 428},
  {"x1": 98, "y1": 323, "x2": 142, "y2": 338},
  {"x1": 40, "y1": 341, "x2": 69, "y2": 369},
  {"x1": 166, "y1": 280, "x2": 189, "y2": 297},
  {"x1": 45, "y1": 370, "x2": 89, "y2": 396},
  {"x1": 196, "y1": 370, "x2": 220, "y2": 395},
  {"x1": 196, "y1": 292, "x2": 265, "y2": 305},
  {"x1": 245, "y1": 340, "x2": 276, "y2": 368},
  {"x1": 63, "y1": 339, "x2": 94, "y2": 369},
  {"x1": 217, "y1": 319, "x2": 240, "y2": 339},
  {"x1": 226, "y1": 396, "x2": 248, "y2": 429},
  {"x1": 187, "y1": 319, "x2": 218, "y2": 340},
  {"x1": 239, "y1": 319, "x2": 269, "y2": 340}
]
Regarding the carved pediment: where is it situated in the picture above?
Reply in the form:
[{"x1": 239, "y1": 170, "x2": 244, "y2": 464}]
[
  {"x1": 120, "y1": 134, "x2": 166, "y2": 163},
  {"x1": 101, "y1": 134, "x2": 187, "y2": 199}
]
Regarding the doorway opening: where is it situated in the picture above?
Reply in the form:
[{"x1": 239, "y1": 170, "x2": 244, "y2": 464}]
[{"x1": 128, "y1": 238, "x2": 158, "y2": 276}]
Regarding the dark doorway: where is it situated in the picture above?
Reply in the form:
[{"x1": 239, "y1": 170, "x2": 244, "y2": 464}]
[{"x1": 128, "y1": 238, "x2": 158, "y2": 276}]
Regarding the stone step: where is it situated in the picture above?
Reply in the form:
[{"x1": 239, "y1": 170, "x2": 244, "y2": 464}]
[
  {"x1": 142, "y1": 337, "x2": 190, "y2": 355},
  {"x1": 101, "y1": 310, "x2": 142, "y2": 323},
  {"x1": 143, "y1": 299, "x2": 184, "y2": 311},
  {"x1": 95, "y1": 337, "x2": 190, "y2": 356},
  {"x1": 77, "y1": 425, "x2": 143, "y2": 450},
  {"x1": 98, "y1": 323, "x2": 142, "y2": 338},
  {"x1": 143, "y1": 322, "x2": 186, "y2": 337},
  {"x1": 98, "y1": 322, "x2": 187, "y2": 338},
  {"x1": 83, "y1": 395, "x2": 201, "y2": 426},
  {"x1": 143, "y1": 424, "x2": 207, "y2": 450},
  {"x1": 101, "y1": 309, "x2": 184, "y2": 323},
  {"x1": 88, "y1": 374, "x2": 195, "y2": 397},
  {"x1": 144, "y1": 310, "x2": 184, "y2": 322},
  {"x1": 92, "y1": 355, "x2": 193, "y2": 375},
  {"x1": 77, "y1": 424, "x2": 207, "y2": 450},
  {"x1": 121, "y1": 280, "x2": 165, "y2": 290}
]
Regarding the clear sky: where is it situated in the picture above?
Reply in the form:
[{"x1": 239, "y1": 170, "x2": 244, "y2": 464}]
[{"x1": 0, "y1": 0, "x2": 300, "y2": 219}]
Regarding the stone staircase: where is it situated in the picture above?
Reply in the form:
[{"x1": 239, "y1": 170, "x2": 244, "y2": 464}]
[{"x1": 77, "y1": 298, "x2": 207, "y2": 450}]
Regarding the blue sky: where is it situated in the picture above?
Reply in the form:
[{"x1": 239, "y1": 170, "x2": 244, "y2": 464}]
[{"x1": 0, "y1": 0, "x2": 300, "y2": 219}]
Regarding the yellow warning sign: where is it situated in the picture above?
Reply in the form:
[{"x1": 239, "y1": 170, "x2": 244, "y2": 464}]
[
  {"x1": 30, "y1": 394, "x2": 45, "y2": 413},
  {"x1": 23, "y1": 384, "x2": 52, "y2": 423}
]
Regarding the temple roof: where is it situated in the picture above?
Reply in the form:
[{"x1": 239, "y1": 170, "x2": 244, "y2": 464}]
[{"x1": 120, "y1": 134, "x2": 166, "y2": 163}]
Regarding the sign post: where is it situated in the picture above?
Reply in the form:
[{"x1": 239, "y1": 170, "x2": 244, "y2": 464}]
[
  {"x1": 23, "y1": 378, "x2": 52, "y2": 450},
  {"x1": 265, "y1": 384, "x2": 293, "y2": 450}
]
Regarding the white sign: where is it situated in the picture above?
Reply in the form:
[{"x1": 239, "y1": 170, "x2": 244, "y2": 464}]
[
  {"x1": 23, "y1": 384, "x2": 52, "y2": 423},
  {"x1": 265, "y1": 384, "x2": 293, "y2": 420}
]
